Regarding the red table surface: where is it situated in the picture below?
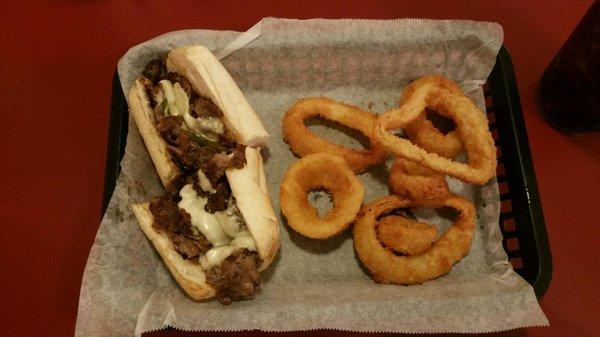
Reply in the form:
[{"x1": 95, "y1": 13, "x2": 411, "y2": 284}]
[{"x1": 2, "y1": 1, "x2": 599, "y2": 336}]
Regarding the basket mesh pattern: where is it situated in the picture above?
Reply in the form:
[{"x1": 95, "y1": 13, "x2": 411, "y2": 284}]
[{"x1": 484, "y1": 84, "x2": 523, "y2": 272}]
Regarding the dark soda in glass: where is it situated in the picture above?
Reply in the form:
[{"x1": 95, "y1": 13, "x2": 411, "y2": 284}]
[{"x1": 538, "y1": 1, "x2": 600, "y2": 135}]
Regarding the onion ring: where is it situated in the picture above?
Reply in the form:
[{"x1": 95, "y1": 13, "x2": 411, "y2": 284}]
[
  {"x1": 374, "y1": 83, "x2": 496, "y2": 185},
  {"x1": 389, "y1": 158, "x2": 449, "y2": 200},
  {"x1": 354, "y1": 194, "x2": 476, "y2": 284},
  {"x1": 377, "y1": 215, "x2": 437, "y2": 255},
  {"x1": 279, "y1": 153, "x2": 364, "y2": 239},
  {"x1": 283, "y1": 97, "x2": 388, "y2": 173},
  {"x1": 402, "y1": 76, "x2": 464, "y2": 159}
]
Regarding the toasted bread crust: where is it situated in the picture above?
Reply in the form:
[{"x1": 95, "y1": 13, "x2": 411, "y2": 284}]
[
  {"x1": 226, "y1": 147, "x2": 280, "y2": 270},
  {"x1": 131, "y1": 203, "x2": 216, "y2": 300},
  {"x1": 128, "y1": 79, "x2": 180, "y2": 187},
  {"x1": 167, "y1": 45, "x2": 270, "y2": 147}
]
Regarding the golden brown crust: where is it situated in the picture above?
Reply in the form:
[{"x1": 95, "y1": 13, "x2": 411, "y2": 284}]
[
  {"x1": 389, "y1": 158, "x2": 449, "y2": 201},
  {"x1": 374, "y1": 82, "x2": 497, "y2": 185},
  {"x1": 377, "y1": 215, "x2": 437, "y2": 255},
  {"x1": 402, "y1": 76, "x2": 464, "y2": 159},
  {"x1": 353, "y1": 194, "x2": 476, "y2": 284},
  {"x1": 282, "y1": 97, "x2": 388, "y2": 173},
  {"x1": 279, "y1": 153, "x2": 364, "y2": 239}
]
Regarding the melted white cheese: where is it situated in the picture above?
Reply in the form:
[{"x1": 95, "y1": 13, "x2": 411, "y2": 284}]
[
  {"x1": 198, "y1": 117, "x2": 224, "y2": 134},
  {"x1": 173, "y1": 82, "x2": 189, "y2": 117},
  {"x1": 200, "y1": 230, "x2": 256, "y2": 269},
  {"x1": 159, "y1": 80, "x2": 178, "y2": 115},
  {"x1": 200, "y1": 246, "x2": 235, "y2": 270},
  {"x1": 231, "y1": 231, "x2": 257, "y2": 251},
  {"x1": 158, "y1": 80, "x2": 224, "y2": 136},
  {"x1": 178, "y1": 185, "x2": 229, "y2": 247},
  {"x1": 197, "y1": 170, "x2": 216, "y2": 193},
  {"x1": 214, "y1": 204, "x2": 243, "y2": 237},
  {"x1": 177, "y1": 182, "x2": 257, "y2": 269}
]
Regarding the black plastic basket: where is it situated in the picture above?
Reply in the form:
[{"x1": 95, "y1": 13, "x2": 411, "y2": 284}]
[{"x1": 102, "y1": 45, "x2": 552, "y2": 299}]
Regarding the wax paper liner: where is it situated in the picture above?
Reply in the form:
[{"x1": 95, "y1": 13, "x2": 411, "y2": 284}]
[{"x1": 75, "y1": 18, "x2": 548, "y2": 337}]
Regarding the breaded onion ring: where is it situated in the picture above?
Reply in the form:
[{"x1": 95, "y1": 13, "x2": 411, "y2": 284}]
[
  {"x1": 280, "y1": 153, "x2": 364, "y2": 239},
  {"x1": 282, "y1": 97, "x2": 387, "y2": 173},
  {"x1": 377, "y1": 215, "x2": 437, "y2": 255},
  {"x1": 402, "y1": 76, "x2": 465, "y2": 159},
  {"x1": 354, "y1": 194, "x2": 476, "y2": 284},
  {"x1": 389, "y1": 158, "x2": 449, "y2": 201},
  {"x1": 374, "y1": 83, "x2": 496, "y2": 185}
]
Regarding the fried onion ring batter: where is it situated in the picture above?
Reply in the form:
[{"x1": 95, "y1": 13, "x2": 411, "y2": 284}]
[
  {"x1": 377, "y1": 215, "x2": 437, "y2": 255},
  {"x1": 374, "y1": 83, "x2": 496, "y2": 185},
  {"x1": 389, "y1": 158, "x2": 449, "y2": 200},
  {"x1": 402, "y1": 76, "x2": 465, "y2": 159},
  {"x1": 283, "y1": 97, "x2": 387, "y2": 173},
  {"x1": 354, "y1": 195, "x2": 476, "y2": 284},
  {"x1": 280, "y1": 153, "x2": 364, "y2": 239}
]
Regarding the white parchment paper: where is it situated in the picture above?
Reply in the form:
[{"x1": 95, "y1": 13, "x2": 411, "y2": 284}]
[{"x1": 75, "y1": 18, "x2": 548, "y2": 337}]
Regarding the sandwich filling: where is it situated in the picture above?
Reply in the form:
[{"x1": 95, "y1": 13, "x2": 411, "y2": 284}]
[{"x1": 141, "y1": 57, "x2": 261, "y2": 305}]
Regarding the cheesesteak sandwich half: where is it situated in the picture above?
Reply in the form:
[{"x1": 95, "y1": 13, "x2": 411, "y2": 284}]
[{"x1": 128, "y1": 45, "x2": 279, "y2": 305}]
